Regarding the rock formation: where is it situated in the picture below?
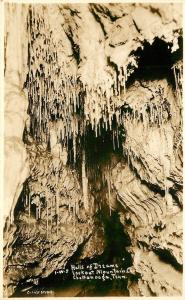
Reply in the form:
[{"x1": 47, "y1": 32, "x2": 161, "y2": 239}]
[{"x1": 4, "y1": 2, "x2": 183, "y2": 297}]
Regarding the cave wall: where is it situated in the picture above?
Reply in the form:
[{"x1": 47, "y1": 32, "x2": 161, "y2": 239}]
[
  {"x1": 3, "y1": 3, "x2": 183, "y2": 297},
  {"x1": 4, "y1": 4, "x2": 29, "y2": 223}
]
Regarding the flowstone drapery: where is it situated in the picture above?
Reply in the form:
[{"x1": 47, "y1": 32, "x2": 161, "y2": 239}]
[{"x1": 4, "y1": 3, "x2": 183, "y2": 297}]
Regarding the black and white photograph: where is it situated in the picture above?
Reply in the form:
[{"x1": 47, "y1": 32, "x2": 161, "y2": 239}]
[{"x1": 3, "y1": 1, "x2": 183, "y2": 298}]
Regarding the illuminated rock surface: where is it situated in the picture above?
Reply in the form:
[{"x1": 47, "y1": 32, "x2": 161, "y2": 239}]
[{"x1": 4, "y1": 3, "x2": 183, "y2": 297}]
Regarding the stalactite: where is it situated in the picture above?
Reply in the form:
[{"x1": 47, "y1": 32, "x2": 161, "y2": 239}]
[
  {"x1": 106, "y1": 166, "x2": 112, "y2": 216},
  {"x1": 26, "y1": 5, "x2": 131, "y2": 155},
  {"x1": 24, "y1": 5, "x2": 180, "y2": 229},
  {"x1": 173, "y1": 61, "x2": 183, "y2": 106},
  {"x1": 50, "y1": 198, "x2": 53, "y2": 234},
  {"x1": 82, "y1": 150, "x2": 88, "y2": 211},
  {"x1": 112, "y1": 130, "x2": 115, "y2": 151},
  {"x1": 25, "y1": 193, "x2": 28, "y2": 206},
  {"x1": 46, "y1": 198, "x2": 49, "y2": 238},
  {"x1": 28, "y1": 193, "x2": 31, "y2": 237},
  {"x1": 55, "y1": 192, "x2": 59, "y2": 236},
  {"x1": 123, "y1": 98, "x2": 170, "y2": 133}
]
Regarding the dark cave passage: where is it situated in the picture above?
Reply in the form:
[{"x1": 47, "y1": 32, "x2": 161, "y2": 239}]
[
  {"x1": 66, "y1": 118, "x2": 125, "y2": 214},
  {"x1": 126, "y1": 36, "x2": 183, "y2": 87}
]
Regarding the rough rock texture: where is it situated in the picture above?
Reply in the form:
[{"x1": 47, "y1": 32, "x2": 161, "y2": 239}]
[{"x1": 4, "y1": 3, "x2": 183, "y2": 297}]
